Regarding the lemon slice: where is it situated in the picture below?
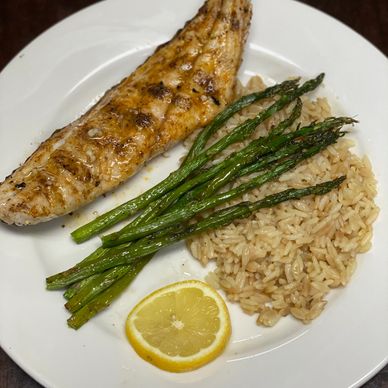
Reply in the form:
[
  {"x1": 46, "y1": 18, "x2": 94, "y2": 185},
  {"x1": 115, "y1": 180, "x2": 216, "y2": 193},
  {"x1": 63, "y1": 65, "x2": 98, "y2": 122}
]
[{"x1": 126, "y1": 280, "x2": 231, "y2": 372}]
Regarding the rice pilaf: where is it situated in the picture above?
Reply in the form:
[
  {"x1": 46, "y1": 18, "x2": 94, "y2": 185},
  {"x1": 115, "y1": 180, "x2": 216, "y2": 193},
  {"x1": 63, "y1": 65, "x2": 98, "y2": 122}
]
[{"x1": 186, "y1": 76, "x2": 379, "y2": 327}]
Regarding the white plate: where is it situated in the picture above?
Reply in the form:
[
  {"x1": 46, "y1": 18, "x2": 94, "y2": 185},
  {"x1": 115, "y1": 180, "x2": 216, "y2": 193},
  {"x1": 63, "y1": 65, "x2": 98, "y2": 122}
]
[{"x1": 0, "y1": 0, "x2": 387, "y2": 387}]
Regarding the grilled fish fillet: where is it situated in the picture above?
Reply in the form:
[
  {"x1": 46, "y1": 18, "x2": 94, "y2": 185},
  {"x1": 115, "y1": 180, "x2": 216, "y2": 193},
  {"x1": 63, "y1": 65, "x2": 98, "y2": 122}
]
[{"x1": 0, "y1": 0, "x2": 252, "y2": 225}]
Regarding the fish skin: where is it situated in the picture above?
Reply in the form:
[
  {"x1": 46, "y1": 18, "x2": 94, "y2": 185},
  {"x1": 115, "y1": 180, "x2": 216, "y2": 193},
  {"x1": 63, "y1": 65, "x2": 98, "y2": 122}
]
[{"x1": 0, "y1": 0, "x2": 252, "y2": 226}]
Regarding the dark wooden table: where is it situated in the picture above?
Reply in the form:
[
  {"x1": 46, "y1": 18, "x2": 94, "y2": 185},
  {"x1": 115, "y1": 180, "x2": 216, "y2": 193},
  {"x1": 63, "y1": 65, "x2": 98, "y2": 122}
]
[{"x1": 0, "y1": 0, "x2": 387, "y2": 387}]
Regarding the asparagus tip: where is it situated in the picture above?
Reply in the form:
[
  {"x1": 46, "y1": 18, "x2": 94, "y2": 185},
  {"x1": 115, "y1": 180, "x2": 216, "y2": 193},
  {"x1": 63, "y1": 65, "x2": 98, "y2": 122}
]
[{"x1": 317, "y1": 72, "x2": 325, "y2": 82}]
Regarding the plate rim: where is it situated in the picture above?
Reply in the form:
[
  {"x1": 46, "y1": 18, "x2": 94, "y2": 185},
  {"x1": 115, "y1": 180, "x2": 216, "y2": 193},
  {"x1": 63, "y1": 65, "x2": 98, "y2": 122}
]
[{"x1": 0, "y1": 0, "x2": 387, "y2": 387}]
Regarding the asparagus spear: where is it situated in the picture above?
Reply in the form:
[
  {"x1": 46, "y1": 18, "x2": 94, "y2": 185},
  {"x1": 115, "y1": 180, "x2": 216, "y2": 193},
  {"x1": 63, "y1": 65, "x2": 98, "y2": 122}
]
[
  {"x1": 47, "y1": 176, "x2": 345, "y2": 289},
  {"x1": 63, "y1": 276, "x2": 96, "y2": 300},
  {"x1": 101, "y1": 129, "x2": 345, "y2": 247},
  {"x1": 182, "y1": 78, "x2": 300, "y2": 164},
  {"x1": 67, "y1": 257, "x2": 151, "y2": 329},
  {"x1": 173, "y1": 137, "x2": 311, "y2": 208},
  {"x1": 64, "y1": 256, "x2": 149, "y2": 313},
  {"x1": 193, "y1": 126, "x2": 348, "y2": 202},
  {"x1": 177, "y1": 112, "x2": 358, "y2": 208},
  {"x1": 70, "y1": 74, "x2": 324, "y2": 243}
]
